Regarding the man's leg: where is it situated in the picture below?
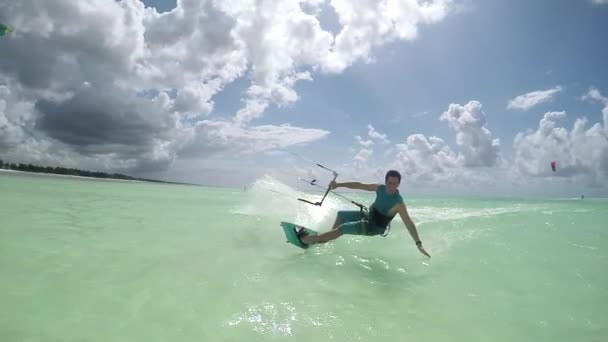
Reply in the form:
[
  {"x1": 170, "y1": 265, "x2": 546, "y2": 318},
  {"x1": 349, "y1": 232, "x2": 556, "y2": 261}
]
[
  {"x1": 299, "y1": 214, "x2": 346, "y2": 244},
  {"x1": 331, "y1": 211, "x2": 362, "y2": 230},
  {"x1": 299, "y1": 214, "x2": 352, "y2": 244},
  {"x1": 300, "y1": 220, "x2": 367, "y2": 245},
  {"x1": 300, "y1": 229, "x2": 342, "y2": 244}
]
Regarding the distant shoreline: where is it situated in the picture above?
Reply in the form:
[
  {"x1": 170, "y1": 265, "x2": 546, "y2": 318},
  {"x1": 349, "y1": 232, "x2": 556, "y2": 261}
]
[{"x1": 0, "y1": 168, "x2": 199, "y2": 186}]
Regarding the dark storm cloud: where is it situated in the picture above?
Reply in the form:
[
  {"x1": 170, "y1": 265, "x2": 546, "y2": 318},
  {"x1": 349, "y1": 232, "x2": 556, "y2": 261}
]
[
  {"x1": 34, "y1": 85, "x2": 182, "y2": 162},
  {"x1": 36, "y1": 88, "x2": 168, "y2": 146}
]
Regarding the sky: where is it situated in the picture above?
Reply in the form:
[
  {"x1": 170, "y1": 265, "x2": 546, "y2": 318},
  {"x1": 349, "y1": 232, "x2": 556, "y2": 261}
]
[{"x1": 1, "y1": 0, "x2": 608, "y2": 197}]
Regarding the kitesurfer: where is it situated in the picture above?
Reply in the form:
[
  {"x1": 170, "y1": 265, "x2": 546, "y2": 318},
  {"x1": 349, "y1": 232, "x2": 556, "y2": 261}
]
[{"x1": 298, "y1": 170, "x2": 431, "y2": 258}]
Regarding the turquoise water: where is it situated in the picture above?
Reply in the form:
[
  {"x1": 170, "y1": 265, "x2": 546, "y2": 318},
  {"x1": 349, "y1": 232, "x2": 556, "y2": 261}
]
[{"x1": 1, "y1": 172, "x2": 606, "y2": 341}]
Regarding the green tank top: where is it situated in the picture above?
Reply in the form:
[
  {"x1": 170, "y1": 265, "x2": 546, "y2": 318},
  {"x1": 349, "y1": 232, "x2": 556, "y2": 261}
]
[
  {"x1": 371, "y1": 185, "x2": 404, "y2": 216},
  {"x1": 366, "y1": 185, "x2": 404, "y2": 233}
]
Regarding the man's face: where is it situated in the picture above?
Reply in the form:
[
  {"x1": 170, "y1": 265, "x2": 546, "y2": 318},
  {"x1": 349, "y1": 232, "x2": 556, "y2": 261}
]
[{"x1": 386, "y1": 176, "x2": 400, "y2": 192}]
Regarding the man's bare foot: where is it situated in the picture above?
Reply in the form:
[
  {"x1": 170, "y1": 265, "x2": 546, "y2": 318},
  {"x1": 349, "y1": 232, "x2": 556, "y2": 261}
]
[
  {"x1": 296, "y1": 226, "x2": 312, "y2": 245},
  {"x1": 300, "y1": 235, "x2": 313, "y2": 244}
]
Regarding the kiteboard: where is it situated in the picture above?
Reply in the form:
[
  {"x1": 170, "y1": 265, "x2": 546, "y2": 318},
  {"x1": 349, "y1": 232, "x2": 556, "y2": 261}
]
[{"x1": 280, "y1": 222, "x2": 317, "y2": 249}]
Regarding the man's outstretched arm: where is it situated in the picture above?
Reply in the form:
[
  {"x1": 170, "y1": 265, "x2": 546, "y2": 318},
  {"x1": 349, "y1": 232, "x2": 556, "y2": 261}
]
[
  {"x1": 330, "y1": 181, "x2": 377, "y2": 192},
  {"x1": 397, "y1": 203, "x2": 431, "y2": 258}
]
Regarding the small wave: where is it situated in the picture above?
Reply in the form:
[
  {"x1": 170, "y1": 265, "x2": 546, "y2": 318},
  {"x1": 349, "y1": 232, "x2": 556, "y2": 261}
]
[{"x1": 411, "y1": 204, "x2": 528, "y2": 225}]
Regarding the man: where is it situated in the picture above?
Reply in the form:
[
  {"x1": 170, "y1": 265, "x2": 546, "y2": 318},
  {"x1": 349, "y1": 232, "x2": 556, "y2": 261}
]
[{"x1": 299, "y1": 170, "x2": 431, "y2": 258}]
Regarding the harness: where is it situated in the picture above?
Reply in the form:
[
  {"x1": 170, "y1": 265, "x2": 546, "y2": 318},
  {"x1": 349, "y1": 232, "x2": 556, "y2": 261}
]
[{"x1": 367, "y1": 206, "x2": 393, "y2": 237}]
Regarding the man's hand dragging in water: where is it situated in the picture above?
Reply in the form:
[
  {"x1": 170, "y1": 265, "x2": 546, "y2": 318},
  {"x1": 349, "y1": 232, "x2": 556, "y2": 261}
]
[
  {"x1": 417, "y1": 244, "x2": 431, "y2": 258},
  {"x1": 398, "y1": 204, "x2": 431, "y2": 259}
]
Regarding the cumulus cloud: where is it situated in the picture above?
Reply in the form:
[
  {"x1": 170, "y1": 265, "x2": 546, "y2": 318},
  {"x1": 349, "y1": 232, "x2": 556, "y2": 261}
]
[
  {"x1": 390, "y1": 134, "x2": 459, "y2": 183},
  {"x1": 347, "y1": 101, "x2": 500, "y2": 187},
  {"x1": 0, "y1": 0, "x2": 454, "y2": 177},
  {"x1": 353, "y1": 148, "x2": 373, "y2": 170},
  {"x1": 582, "y1": 87, "x2": 608, "y2": 133},
  {"x1": 512, "y1": 98, "x2": 608, "y2": 186},
  {"x1": 583, "y1": 87, "x2": 608, "y2": 103},
  {"x1": 350, "y1": 124, "x2": 390, "y2": 171},
  {"x1": 440, "y1": 101, "x2": 500, "y2": 167},
  {"x1": 326, "y1": 0, "x2": 451, "y2": 73},
  {"x1": 355, "y1": 135, "x2": 374, "y2": 148},
  {"x1": 507, "y1": 86, "x2": 563, "y2": 111},
  {"x1": 367, "y1": 124, "x2": 390, "y2": 143}
]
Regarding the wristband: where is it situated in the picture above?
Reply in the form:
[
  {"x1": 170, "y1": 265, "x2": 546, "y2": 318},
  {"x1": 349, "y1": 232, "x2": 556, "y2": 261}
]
[{"x1": 415, "y1": 241, "x2": 422, "y2": 247}]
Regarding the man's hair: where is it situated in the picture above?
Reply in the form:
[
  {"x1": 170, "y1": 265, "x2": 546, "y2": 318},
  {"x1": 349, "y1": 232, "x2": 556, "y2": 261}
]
[{"x1": 385, "y1": 170, "x2": 401, "y2": 184}]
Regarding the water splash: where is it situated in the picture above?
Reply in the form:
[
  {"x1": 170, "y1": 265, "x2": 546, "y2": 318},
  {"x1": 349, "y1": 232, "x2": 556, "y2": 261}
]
[{"x1": 232, "y1": 174, "x2": 364, "y2": 231}]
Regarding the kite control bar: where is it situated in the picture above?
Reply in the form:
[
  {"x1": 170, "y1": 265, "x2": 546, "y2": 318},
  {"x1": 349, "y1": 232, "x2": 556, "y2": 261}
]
[
  {"x1": 299, "y1": 178, "x2": 367, "y2": 212},
  {"x1": 297, "y1": 163, "x2": 368, "y2": 213},
  {"x1": 297, "y1": 164, "x2": 338, "y2": 207}
]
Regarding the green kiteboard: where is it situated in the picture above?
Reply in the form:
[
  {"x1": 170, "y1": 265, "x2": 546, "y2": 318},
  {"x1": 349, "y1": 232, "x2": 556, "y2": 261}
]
[{"x1": 280, "y1": 221, "x2": 318, "y2": 249}]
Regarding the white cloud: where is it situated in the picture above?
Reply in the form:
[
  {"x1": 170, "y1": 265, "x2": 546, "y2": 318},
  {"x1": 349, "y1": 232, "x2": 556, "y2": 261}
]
[
  {"x1": 583, "y1": 87, "x2": 608, "y2": 103},
  {"x1": 355, "y1": 135, "x2": 374, "y2": 148},
  {"x1": 582, "y1": 87, "x2": 608, "y2": 134},
  {"x1": 350, "y1": 124, "x2": 391, "y2": 174},
  {"x1": 180, "y1": 120, "x2": 330, "y2": 156},
  {"x1": 390, "y1": 134, "x2": 459, "y2": 183},
  {"x1": 440, "y1": 101, "x2": 501, "y2": 167},
  {"x1": 367, "y1": 124, "x2": 390, "y2": 143},
  {"x1": 591, "y1": 0, "x2": 608, "y2": 5},
  {"x1": 326, "y1": 0, "x2": 451, "y2": 73},
  {"x1": 353, "y1": 148, "x2": 373, "y2": 170},
  {"x1": 507, "y1": 86, "x2": 563, "y2": 111}
]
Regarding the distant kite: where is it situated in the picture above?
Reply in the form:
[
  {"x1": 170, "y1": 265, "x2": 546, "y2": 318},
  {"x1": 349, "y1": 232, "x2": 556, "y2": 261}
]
[
  {"x1": 0, "y1": 23, "x2": 12, "y2": 36},
  {"x1": 550, "y1": 161, "x2": 556, "y2": 172}
]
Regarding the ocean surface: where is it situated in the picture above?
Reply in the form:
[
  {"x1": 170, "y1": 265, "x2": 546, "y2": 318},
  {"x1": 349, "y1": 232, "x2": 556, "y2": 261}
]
[{"x1": 1, "y1": 171, "x2": 606, "y2": 341}]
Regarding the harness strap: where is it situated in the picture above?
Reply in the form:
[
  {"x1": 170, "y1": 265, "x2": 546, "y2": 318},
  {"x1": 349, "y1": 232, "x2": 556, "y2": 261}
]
[{"x1": 369, "y1": 206, "x2": 394, "y2": 237}]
